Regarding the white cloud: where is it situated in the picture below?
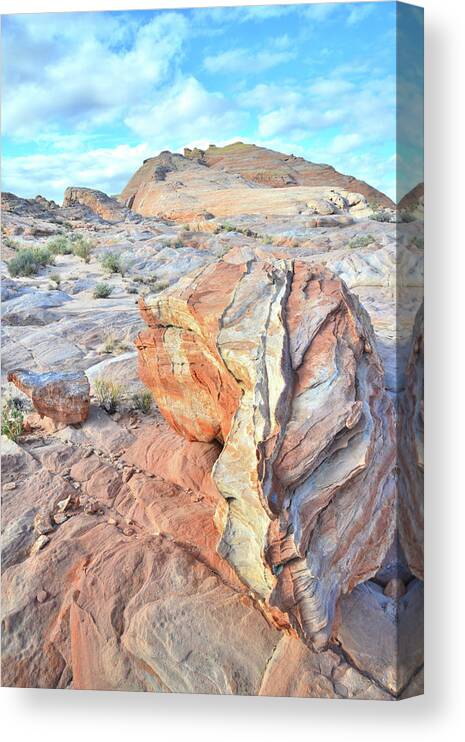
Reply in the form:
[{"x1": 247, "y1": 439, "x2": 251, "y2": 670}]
[
  {"x1": 347, "y1": 3, "x2": 376, "y2": 26},
  {"x1": 3, "y1": 143, "x2": 151, "y2": 202},
  {"x1": 327, "y1": 133, "x2": 363, "y2": 154},
  {"x1": 258, "y1": 106, "x2": 344, "y2": 139},
  {"x1": 124, "y1": 76, "x2": 245, "y2": 149},
  {"x1": 2, "y1": 12, "x2": 188, "y2": 138},
  {"x1": 203, "y1": 47, "x2": 295, "y2": 74},
  {"x1": 309, "y1": 78, "x2": 355, "y2": 97}
]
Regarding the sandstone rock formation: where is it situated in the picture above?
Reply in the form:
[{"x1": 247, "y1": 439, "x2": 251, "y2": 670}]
[
  {"x1": 119, "y1": 143, "x2": 391, "y2": 220},
  {"x1": 63, "y1": 187, "x2": 134, "y2": 223},
  {"x1": 136, "y1": 259, "x2": 396, "y2": 648},
  {"x1": 183, "y1": 142, "x2": 394, "y2": 207},
  {"x1": 7, "y1": 369, "x2": 90, "y2": 424},
  {"x1": 1, "y1": 143, "x2": 423, "y2": 698}
]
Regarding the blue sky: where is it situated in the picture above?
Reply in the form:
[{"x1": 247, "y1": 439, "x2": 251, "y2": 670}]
[{"x1": 2, "y1": 2, "x2": 423, "y2": 202}]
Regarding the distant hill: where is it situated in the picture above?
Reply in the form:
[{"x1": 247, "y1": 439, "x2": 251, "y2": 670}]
[{"x1": 120, "y1": 142, "x2": 394, "y2": 215}]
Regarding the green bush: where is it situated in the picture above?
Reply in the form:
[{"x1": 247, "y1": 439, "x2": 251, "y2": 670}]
[
  {"x1": 94, "y1": 378, "x2": 123, "y2": 414},
  {"x1": 1, "y1": 398, "x2": 24, "y2": 441},
  {"x1": 411, "y1": 235, "x2": 424, "y2": 249},
  {"x1": 132, "y1": 390, "x2": 152, "y2": 414},
  {"x1": 3, "y1": 235, "x2": 20, "y2": 250},
  {"x1": 7, "y1": 246, "x2": 54, "y2": 277},
  {"x1": 48, "y1": 235, "x2": 73, "y2": 255},
  {"x1": 32, "y1": 245, "x2": 54, "y2": 266},
  {"x1": 93, "y1": 282, "x2": 113, "y2": 299},
  {"x1": 72, "y1": 236, "x2": 93, "y2": 263},
  {"x1": 99, "y1": 252, "x2": 124, "y2": 274},
  {"x1": 348, "y1": 235, "x2": 375, "y2": 249},
  {"x1": 371, "y1": 211, "x2": 392, "y2": 223}
]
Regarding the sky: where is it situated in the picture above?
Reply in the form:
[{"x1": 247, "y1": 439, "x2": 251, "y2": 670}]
[{"x1": 1, "y1": 2, "x2": 423, "y2": 203}]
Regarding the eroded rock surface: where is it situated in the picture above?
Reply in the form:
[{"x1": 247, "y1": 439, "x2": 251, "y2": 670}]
[
  {"x1": 136, "y1": 259, "x2": 396, "y2": 648},
  {"x1": 1, "y1": 144, "x2": 423, "y2": 699},
  {"x1": 7, "y1": 369, "x2": 90, "y2": 424}
]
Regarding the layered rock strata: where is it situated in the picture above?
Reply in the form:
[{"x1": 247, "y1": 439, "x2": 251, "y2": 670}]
[{"x1": 135, "y1": 259, "x2": 396, "y2": 648}]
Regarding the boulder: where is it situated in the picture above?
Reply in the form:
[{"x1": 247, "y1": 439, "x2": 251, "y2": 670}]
[
  {"x1": 135, "y1": 259, "x2": 396, "y2": 649},
  {"x1": 306, "y1": 197, "x2": 337, "y2": 215},
  {"x1": 7, "y1": 369, "x2": 90, "y2": 424}
]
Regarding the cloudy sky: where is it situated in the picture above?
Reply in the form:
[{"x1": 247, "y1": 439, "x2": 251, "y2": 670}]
[{"x1": 2, "y1": 2, "x2": 423, "y2": 203}]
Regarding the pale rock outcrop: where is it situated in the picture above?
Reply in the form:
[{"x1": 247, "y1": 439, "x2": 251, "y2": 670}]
[
  {"x1": 136, "y1": 259, "x2": 396, "y2": 648},
  {"x1": 306, "y1": 197, "x2": 337, "y2": 215},
  {"x1": 7, "y1": 369, "x2": 90, "y2": 424}
]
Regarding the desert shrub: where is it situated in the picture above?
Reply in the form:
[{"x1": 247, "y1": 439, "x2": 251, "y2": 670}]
[
  {"x1": 170, "y1": 239, "x2": 184, "y2": 249},
  {"x1": 348, "y1": 235, "x2": 375, "y2": 249},
  {"x1": 371, "y1": 211, "x2": 393, "y2": 222},
  {"x1": 99, "y1": 252, "x2": 124, "y2": 274},
  {"x1": 3, "y1": 235, "x2": 20, "y2": 250},
  {"x1": 48, "y1": 235, "x2": 73, "y2": 255},
  {"x1": 8, "y1": 249, "x2": 39, "y2": 277},
  {"x1": 1, "y1": 398, "x2": 24, "y2": 441},
  {"x1": 411, "y1": 235, "x2": 424, "y2": 249},
  {"x1": 93, "y1": 378, "x2": 123, "y2": 414},
  {"x1": 49, "y1": 272, "x2": 62, "y2": 287},
  {"x1": 132, "y1": 390, "x2": 152, "y2": 414},
  {"x1": 8, "y1": 246, "x2": 54, "y2": 277},
  {"x1": 72, "y1": 236, "x2": 93, "y2": 263},
  {"x1": 400, "y1": 211, "x2": 416, "y2": 223},
  {"x1": 32, "y1": 245, "x2": 55, "y2": 266},
  {"x1": 93, "y1": 282, "x2": 113, "y2": 299},
  {"x1": 156, "y1": 279, "x2": 170, "y2": 291},
  {"x1": 127, "y1": 285, "x2": 138, "y2": 294},
  {"x1": 101, "y1": 331, "x2": 132, "y2": 354}
]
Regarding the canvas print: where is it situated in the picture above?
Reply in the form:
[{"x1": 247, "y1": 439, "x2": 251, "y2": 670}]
[{"x1": 1, "y1": 2, "x2": 424, "y2": 699}]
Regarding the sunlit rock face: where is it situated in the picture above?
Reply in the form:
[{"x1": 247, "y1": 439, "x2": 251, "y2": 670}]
[{"x1": 136, "y1": 259, "x2": 396, "y2": 648}]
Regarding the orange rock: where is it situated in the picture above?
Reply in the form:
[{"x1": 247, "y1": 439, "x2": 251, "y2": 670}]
[{"x1": 136, "y1": 258, "x2": 396, "y2": 648}]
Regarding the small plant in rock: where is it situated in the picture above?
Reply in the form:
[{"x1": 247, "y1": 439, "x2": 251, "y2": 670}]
[
  {"x1": 132, "y1": 390, "x2": 152, "y2": 414},
  {"x1": 93, "y1": 282, "x2": 113, "y2": 299},
  {"x1": 348, "y1": 234, "x2": 375, "y2": 249},
  {"x1": 3, "y1": 235, "x2": 20, "y2": 250},
  {"x1": 93, "y1": 378, "x2": 123, "y2": 414},
  {"x1": 371, "y1": 211, "x2": 392, "y2": 223},
  {"x1": 1, "y1": 398, "x2": 24, "y2": 441},
  {"x1": 170, "y1": 239, "x2": 184, "y2": 249},
  {"x1": 101, "y1": 331, "x2": 132, "y2": 355},
  {"x1": 49, "y1": 272, "x2": 62, "y2": 287},
  {"x1": 72, "y1": 236, "x2": 93, "y2": 263},
  {"x1": 400, "y1": 211, "x2": 416, "y2": 223},
  {"x1": 411, "y1": 235, "x2": 424, "y2": 249},
  {"x1": 99, "y1": 252, "x2": 125, "y2": 275},
  {"x1": 48, "y1": 235, "x2": 73, "y2": 255},
  {"x1": 153, "y1": 279, "x2": 169, "y2": 292},
  {"x1": 127, "y1": 285, "x2": 138, "y2": 294}
]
